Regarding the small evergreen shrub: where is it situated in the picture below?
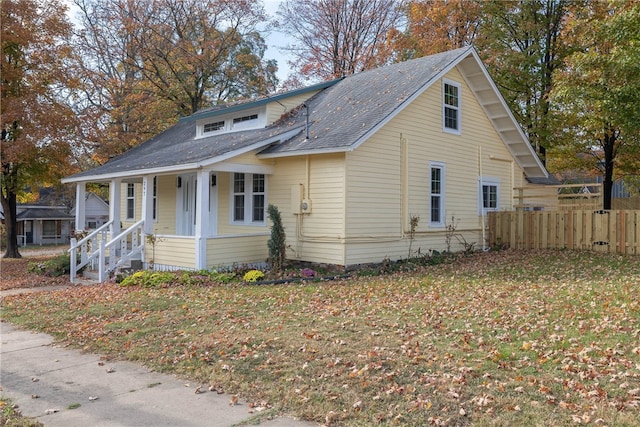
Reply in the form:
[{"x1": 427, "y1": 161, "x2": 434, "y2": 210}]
[{"x1": 267, "y1": 204, "x2": 286, "y2": 274}]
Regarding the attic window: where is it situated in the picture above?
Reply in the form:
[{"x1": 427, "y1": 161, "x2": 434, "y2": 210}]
[
  {"x1": 233, "y1": 114, "x2": 258, "y2": 124},
  {"x1": 203, "y1": 121, "x2": 225, "y2": 133},
  {"x1": 443, "y1": 80, "x2": 461, "y2": 134}
]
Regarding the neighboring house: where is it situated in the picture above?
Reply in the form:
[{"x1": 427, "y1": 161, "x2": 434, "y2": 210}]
[
  {"x1": 15, "y1": 205, "x2": 74, "y2": 246},
  {"x1": 0, "y1": 189, "x2": 109, "y2": 246},
  {"x1": 71, "y1": 192, "x2": 110, "y2": 230},
  {"x1": 62, "y1": 47, "x2": 555, "y2": 277}
]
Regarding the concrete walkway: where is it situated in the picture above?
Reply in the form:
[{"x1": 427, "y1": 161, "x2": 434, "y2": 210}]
[{"x1": 0, "y1": 322, "x2": 318, "y2": 427}]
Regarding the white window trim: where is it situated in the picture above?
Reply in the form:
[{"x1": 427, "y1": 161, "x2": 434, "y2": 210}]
[
  {"x1": 442, "y1": 79, "x2": 461, "y2": 135},
  {"x1": 229, "y1": 172, "x2": 267, "y2": 226},
  {"x1": 478, "y1": 177, "x2": 500, "y2": 215},
  {"x1": 196, "y1": 108, "x2": 266, "y2": 139},
  {"x1": 126, "y1": 183, "x2": 136, "y2": 220},
  {"x1": 429, "y1": 161, "x2": 446, "y2": 228}
]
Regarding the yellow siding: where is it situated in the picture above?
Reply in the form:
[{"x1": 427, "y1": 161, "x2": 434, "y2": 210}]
[
  {"x1": 120, "y1": 181, "x2": 143, "y2": 228},
  {"x1": 343, "y1": 66, "x2": 528, "y2": 264},
  {"x1": 206, "y1": 234, "x2": 269, "y2": 267},
  {"x1": 265, "y1": 92, "x2": 320, "y2": 125},
  {"x1": 147, "y1": 236, "x2": 196, "y2": 270},
  {"x1": 268, "y1": 154, "x2": 347, "y2": 265},
  {"x1": 153, "y1": 174, "x2": 177, "y2": 235}
]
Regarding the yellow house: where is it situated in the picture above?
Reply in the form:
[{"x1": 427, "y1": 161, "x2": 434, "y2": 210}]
[{"x1": 63, "y1": 47, "x2": 554, "y2": 281}]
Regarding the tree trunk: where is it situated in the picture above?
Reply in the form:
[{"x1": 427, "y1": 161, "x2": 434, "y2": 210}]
[
  {"x1": 1, "y1": 189, "x2": 21, "y2": 258},
  {"x1": 602, "y1": 130, "x2": 616, "y2": 210}
]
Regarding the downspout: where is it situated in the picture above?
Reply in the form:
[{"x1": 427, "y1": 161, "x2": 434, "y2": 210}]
[{"x1": 478, "y1": 145, "x2": 488, "y2": 251}]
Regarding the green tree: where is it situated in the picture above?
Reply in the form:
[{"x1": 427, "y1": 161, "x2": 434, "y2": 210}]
[
  {"x1": 1, "y1": 0, "x2": 78, "y2": 258},
  {"x1": 549, "y1": 2, "x2": 640, "y2": 209},
  {"x1": 475, "y1": 0, "x2": 577, "y2": 163}
]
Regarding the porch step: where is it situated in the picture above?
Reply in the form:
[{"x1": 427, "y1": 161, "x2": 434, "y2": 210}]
[{"x1": 80, "y1": 258, "x2": 143, "y2": 282}]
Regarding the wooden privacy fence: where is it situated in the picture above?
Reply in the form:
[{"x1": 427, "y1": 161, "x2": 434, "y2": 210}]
[{"x1": 488, "y1": 210, "x2": 640, "y2": 255}]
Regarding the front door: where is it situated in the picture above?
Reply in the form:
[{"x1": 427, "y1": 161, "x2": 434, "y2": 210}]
[
  {"x1": 25, "y1": 220, "x2": 33, "y2": 244},
  {"x1": 176, "y1": 174, "x2": 196, "y2": 235}
]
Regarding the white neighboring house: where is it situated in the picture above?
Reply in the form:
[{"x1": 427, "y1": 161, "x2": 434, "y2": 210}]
[
  {"x1": 70, "y1": 192, "x2": 110, "y2": 230},
  {"x1": 1, "y1": 191, "x2": 109, "y2": 246}
]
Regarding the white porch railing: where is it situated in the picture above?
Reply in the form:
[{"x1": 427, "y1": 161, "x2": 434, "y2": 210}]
[{"x1": 69, "y1": 219, "x2": 145, "y2": 283}]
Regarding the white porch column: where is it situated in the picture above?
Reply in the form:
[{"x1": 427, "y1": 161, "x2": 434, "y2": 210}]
[
  {"x1": 109, "y1": 178, "x2": 122, "y2": 238},
  {"x1": 141, "y1": 175, "x2": 154, "y2": 235},
  {"x1": 194, "y1": 170, "x2": 210, "y2": 270},
  {"x1": 74, "y1": 182, "x2": 86, "y2": 232}
]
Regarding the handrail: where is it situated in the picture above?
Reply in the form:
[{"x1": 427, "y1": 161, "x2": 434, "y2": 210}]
[
  {"x1": 69, "y1": 220, "x2": 113, "y2": 251},
  {"x1": 69, "y1": 219, "x2": 145, "y2": 283},
  {"x1": 105, "y1": 219, "x2": 144, "y2": 250}
]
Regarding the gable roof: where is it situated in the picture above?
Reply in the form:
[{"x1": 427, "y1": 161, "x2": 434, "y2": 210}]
[{"x1": 64, "y1": 47, "x2": 548, "y2": 183}]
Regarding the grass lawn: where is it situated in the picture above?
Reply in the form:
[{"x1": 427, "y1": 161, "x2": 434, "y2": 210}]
[{"x1": 1, "y1": 249, "x2": 639, "y2": 426}]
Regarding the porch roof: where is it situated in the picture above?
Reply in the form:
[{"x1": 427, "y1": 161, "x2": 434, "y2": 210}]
[{"x1": 17, "y1": 207, "x2": 74, "y2": 221}]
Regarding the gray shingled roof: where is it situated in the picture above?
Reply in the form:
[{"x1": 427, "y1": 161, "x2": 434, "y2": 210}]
[
  {"x1": 17, "y1": 207, "x2": 74, "y2": 220},
  {"x1": 260, "y1": 47, "x2": 470, "y2": 155},
  {"x1": 65, "y1": 47, "x2": 548, "y2": 182}
]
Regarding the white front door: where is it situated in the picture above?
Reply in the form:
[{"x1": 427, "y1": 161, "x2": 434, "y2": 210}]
[{"x1": 176, "y1": 174, "x2": 196, "y2": 235}]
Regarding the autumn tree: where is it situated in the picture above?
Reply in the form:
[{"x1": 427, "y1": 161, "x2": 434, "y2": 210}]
[
  {"x1": 549, "y1": 2, "x2": 640, "y2": 209},
  {"x1": 276, "y1": 0, "x2": 406, "y2": 83},
  {"x1": 475, "y1": 0, "x2": 577, "y2": 163},
  {"x1": 391, "y1": 0, "x2": 481, "y2": 61},
  {"x1": 1, "y1": 0, "x2": 79, "y2": 258},
  {"x1": 72, "y1": 0, "x2": 278, "y2": 164}
]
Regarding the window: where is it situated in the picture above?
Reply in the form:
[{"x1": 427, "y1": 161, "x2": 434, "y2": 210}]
[
  {"x1": 231, "y1": 172, "x2": 266, "y2": 225},
  {"x1": 429, "y1": 162, "x2": 445, "y2": 227},
  {"x1": 443, "y1": 80, "x2": 461, "y2": 133},
  {"x1": 126, "y1": 183, "x2": 135, "y2": 220},
  {"x1": 152, "y1": 176, "x2": 158, "y2": 221},
  {"x1": 233, "y1": 173, "x2": 245, "y2": 221},
  {"x1": 479, "y1": 178, "x2": 500, "y2": 214},
  {"x1": 203, "y1": 120, "x2": 225, "y2": 134},
  {"x1": 42, "y1": 220, "x2": 61, "y2": 237},
  {"x1": 252, "y1": 174, "x2": 265, "y2": 222},
  {"x1": 233, "y1": 114, "x2": 258, "y2": 124}
]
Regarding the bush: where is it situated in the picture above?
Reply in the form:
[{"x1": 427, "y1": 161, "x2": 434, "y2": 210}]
[
  {"x1": 243, "y1": 269, "x2": 265, "y2": 282},
  {"x1": 27, "y1": 253, "x2": 72, "y2": 277},
  {"x1": 119, "y1": 271, "x2": 174, "y2": 287}
]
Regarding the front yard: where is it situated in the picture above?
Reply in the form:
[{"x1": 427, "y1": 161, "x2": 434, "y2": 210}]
[{"x1": 1, "y1": 250, "x2": 639, "y2": 426}]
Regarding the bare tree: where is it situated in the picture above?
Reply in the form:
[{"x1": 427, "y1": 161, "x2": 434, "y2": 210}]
[{"x1": 276, "y1": 0, "x2": 406, "y2": 83}]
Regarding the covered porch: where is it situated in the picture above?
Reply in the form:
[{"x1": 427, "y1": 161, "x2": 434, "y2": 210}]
[{"x1": 68, "y1": 162, "x2": 273, "y2": 282}]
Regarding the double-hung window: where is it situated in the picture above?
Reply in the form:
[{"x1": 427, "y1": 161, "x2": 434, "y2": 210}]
[
  {"x1": 443, "y1": 80, "x2": 461, "y2": 134},
  {"x1": 232, "y1": 173, "x2": 266, "y2": 224},
  {"x1": 126, "y1": 183, "x2": 135, "y2": 220},
  {"x1": 479, "y1": 178, "x2": 500, "y2": 214},
  {"x1": 429, "y1": 162, "x2": 445, "y2": 227}
]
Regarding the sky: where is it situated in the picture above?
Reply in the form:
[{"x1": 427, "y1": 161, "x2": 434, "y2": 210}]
[{"x1": 64, "y1": 0, "x2": 292, "y2": 82}]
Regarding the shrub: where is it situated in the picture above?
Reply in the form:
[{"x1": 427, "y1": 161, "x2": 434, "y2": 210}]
[
  {"x1": 267, "y1": 205, "x2": 286, "y2": 274},
  {"x1": 27, "y1": 253, "x2": 72, "y2": 277},
  {"x1": 119, "y1": 271, "x2": 174, "y2": 287},
  {"x1": 243, "y1": 269, "x2": 265, "y2": 282}
]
